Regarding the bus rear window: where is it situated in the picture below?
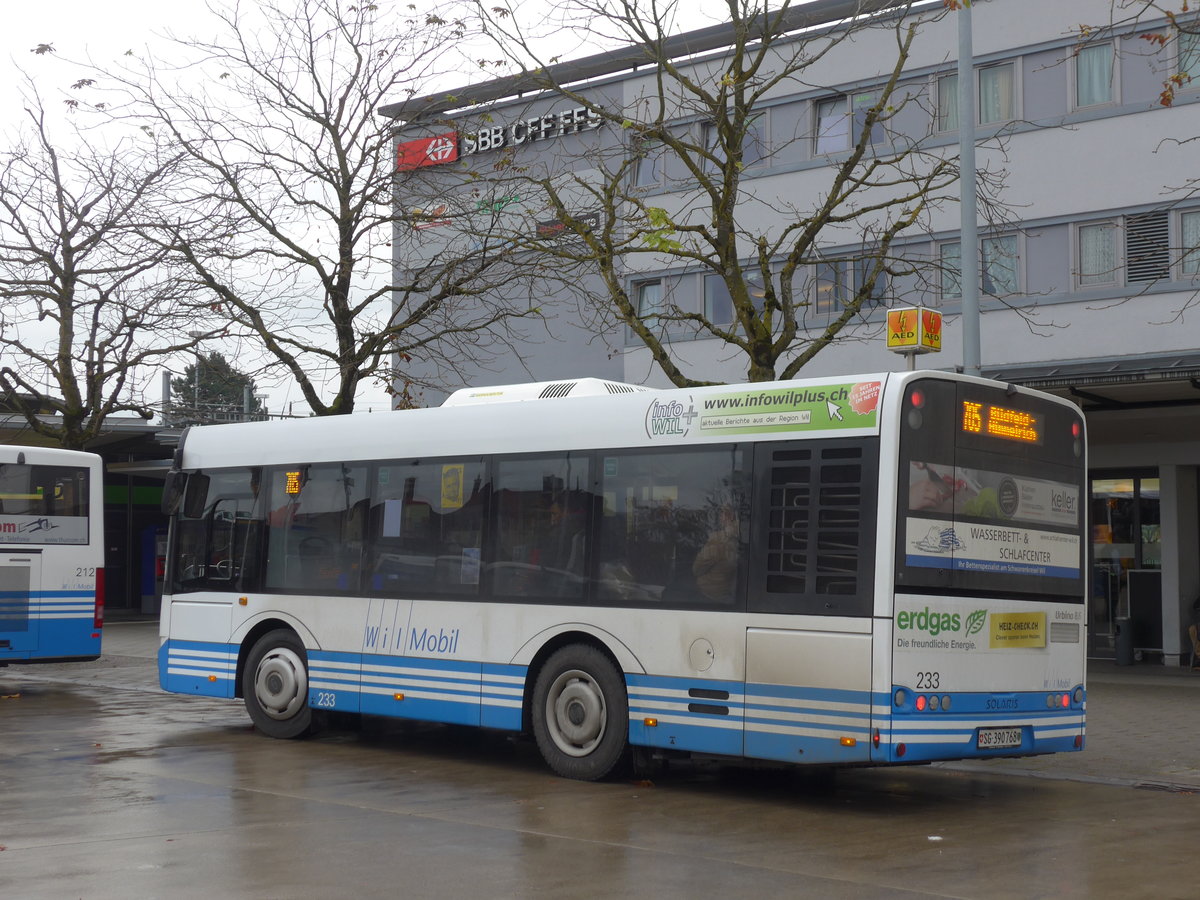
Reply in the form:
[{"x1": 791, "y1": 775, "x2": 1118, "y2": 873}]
[
  {"x1": 0, "y1": 464, "x2": 90, "y2": 544},
  {"x1": 896, "y1": 379, "x2": 1085, "y2": 602}
]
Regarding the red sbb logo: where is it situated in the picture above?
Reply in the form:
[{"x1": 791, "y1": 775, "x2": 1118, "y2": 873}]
[{"x1": 396, "y1": 132, "x2": 460, "y2": 171}]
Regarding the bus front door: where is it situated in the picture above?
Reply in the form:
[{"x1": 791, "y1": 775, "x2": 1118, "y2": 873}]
[{"x1": 0, "y1": 551, "x2": 42, "y2": 658}]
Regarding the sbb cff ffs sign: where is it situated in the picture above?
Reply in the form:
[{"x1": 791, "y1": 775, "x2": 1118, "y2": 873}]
[{"x1": 886, "y1": 306, "x2": 942, "y2": 354}]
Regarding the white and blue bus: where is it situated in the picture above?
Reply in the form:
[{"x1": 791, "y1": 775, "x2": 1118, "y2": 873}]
[
  {"x1": 158, "y1": 372, "x2": 1087, "y2": 779},
  {"x1": 0, "y1": 446, "x2": 104, "y2": 665}
]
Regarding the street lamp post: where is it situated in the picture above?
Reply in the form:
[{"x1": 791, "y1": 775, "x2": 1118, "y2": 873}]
[
  {"x1": 187, "y1": 331, "x2": 204, "y2": 421},
  {"x1": 958, "y1": 3, "x2": 981, "y2": 377}
]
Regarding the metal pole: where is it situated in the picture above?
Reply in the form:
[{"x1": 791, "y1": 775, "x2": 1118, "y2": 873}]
[
  {"x1": 160, "y1": 370, "x2": 171, "y2": 425},
  {"x1": 958, "y1": 3, "x2": 981, "y2": 376}
]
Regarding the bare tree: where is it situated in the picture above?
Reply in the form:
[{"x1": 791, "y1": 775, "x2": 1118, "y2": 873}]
[
  {"x1": 95, "y1": 0, "x2": 540, "y2": 415},
  {"x1": 468, "y1": 0, "x2": 971, "y2": 386},
  {"x1": 0, "y1": 91, "x2": 202, "y2": 449}
]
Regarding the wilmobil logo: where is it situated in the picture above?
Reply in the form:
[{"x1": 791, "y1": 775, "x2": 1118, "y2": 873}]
[{"x1": 895, "y1": 607, "x2": 988, "y2": 650}]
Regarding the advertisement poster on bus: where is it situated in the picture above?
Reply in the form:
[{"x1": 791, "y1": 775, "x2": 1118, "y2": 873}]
[
  {"x1": 645, "y1": 381, "x2": 881, "y2": 439},
  {"x1": 0, "y1": 515, "x2": 88, "y2": 545},
  {"x1": 906, "y1": 462, "x2": 1079, "y2": 528}
]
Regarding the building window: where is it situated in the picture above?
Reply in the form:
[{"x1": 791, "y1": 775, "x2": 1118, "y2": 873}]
[
  {"x1": 1179, "y1": 29, "x2": 1200, "y2": 83},
  {"x1": 743, "y1": 114, "x2": 766, "y2": 167},
  {"x1": 815, "y1": 93, "x2": 876, "y2": 154},
  {"x1": 704, "y1": 272, "x2": 766, "y2": 324},
  {"x1": 978, "y1": 63, "x2": 1015, "y2": 124},
  {"x1": 815, "y1": 97, "x2": 849, "y2": 154},
  {"x1": 1182, "y1": 210, "x2": 1200, "y2": 276},
  {"x1": 703, "y1": 116, "x2": 765, "y2": 171},
  {"x1": 636, "y1": 280, "x2": 664, "y2": 323},
  {"x1": 939, "y1": 242, "x2": 962, "y2": 300},
  {"x1": 981, "y1": 234, "x2": 1019, "y2": 295},
  {"x1": 853, "y1": 256, "x2": 888, "y2": 306},
  {"x1": 704, "y1": 274, "x2": 733, "y2": 324},
  {"x1": 633, "y1": 138, "x2": 662, "y2": 187},
  {"x1": 935, "y1": 73, "x2": 958, "y2": 132},
  {"x1": 1077, "y1": 221, "x2": 1119, "y2": 286},
  {"x1": 1075, "y1": 42, "x2": 1115, "y2": 108},
  {"x1": 814, "y1": 260, "x2": 848, "y2": 313},
  {"x1": 937, "y1": 237, "x2": 1018, "y2": 298}
]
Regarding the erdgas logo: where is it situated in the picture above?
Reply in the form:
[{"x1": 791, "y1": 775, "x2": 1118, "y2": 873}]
[{"x1": 897, "y1": 606, "x2": 988, "y2": 637}]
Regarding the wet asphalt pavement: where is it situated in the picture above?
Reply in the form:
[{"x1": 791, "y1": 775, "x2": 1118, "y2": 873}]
[{"x1": 2, "y1": 622, "x2": 1199, "y2": 899}]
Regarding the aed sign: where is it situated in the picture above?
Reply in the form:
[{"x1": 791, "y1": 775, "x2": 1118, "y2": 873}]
[{"x1": 886, "y1": 306, "x2": 942, "y2": 354}]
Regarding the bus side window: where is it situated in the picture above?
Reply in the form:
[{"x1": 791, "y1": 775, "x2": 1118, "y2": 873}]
[
  {"x1": 596, "y1": 447, "x2": 744, "y2": 609},
  {"x1": 492, "y1": 454, "x2": 591, "y2": 601},
  {"x1": 367, "y1": 459, "x2": 487, "y2": 596},
  {"x1": 264, "y1": 464, "x2": 367, "y2": 593},
  {"x1": 171, "y1": 469, "x2": 261, "y2": 593}
]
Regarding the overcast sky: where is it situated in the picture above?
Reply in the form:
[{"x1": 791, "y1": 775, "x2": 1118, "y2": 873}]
[{"x1": 0, "y1": 1, "x2": 737, "y2": 414}]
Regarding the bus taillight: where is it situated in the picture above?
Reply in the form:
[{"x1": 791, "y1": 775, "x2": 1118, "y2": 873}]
[
  {"x1": 94, "y1": 567, "x2": 105, "y2": 629},
  {"x1": 907, "y1": 388, "x2": 926, "y2": 430}
]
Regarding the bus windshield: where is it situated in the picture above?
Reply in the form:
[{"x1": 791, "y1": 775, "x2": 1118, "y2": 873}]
[{"x1": 895, "y1": 378, "x2": 1085, "y2": 602}]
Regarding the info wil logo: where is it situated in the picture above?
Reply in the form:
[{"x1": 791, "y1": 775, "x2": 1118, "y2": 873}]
[{"x1": 645, "y1": 398, "x2": 696, "y2": 438}]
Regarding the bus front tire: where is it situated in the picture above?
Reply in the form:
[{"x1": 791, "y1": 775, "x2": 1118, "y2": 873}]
[
  {"x1": 244, "y1": 629, "x2": 318, "y2": 739},
  {"x1": 532, "y1": 644, "x2": 628, "y2": 781}
]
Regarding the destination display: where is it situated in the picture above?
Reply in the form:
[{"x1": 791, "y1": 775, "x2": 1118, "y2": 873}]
[{"x1": 961, "y1": 400, "x2": 1043, "y2": 445}]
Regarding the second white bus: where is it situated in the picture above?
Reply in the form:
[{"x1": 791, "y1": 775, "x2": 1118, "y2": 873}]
[{"x1": 0, "y1": 446, "x2": 104, "y2": 665}]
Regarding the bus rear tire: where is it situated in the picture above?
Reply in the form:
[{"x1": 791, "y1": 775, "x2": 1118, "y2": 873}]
[
  {"x1": 532, "y1": 644, "x2": 628, "y2": 781},
  {"x1": 244, "y1": 629, "x2": 318, "y2": 739}
]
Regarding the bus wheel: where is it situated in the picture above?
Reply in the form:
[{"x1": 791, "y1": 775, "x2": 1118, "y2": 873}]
[
  {"x1": 244, "y1": 629, "x2": 317, "y2": 739},
  {"x1": 532, "y1": 644, "x2": 628, "y2": 781}
]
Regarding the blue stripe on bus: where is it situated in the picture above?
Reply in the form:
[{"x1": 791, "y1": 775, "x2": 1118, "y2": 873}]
[
  {"x1": 0, "y1": 590, "x2": 96, "y2": 599},
  {"x1": 743, "y1": 683, "x2": 879, "y2": 764},
  {"x1": 159, "y1": 639, "x2": 237, "y2": 698},
  {"x1": 904, "y1": 555, "x2": 1079, "y2": 580},
  {"x1": 481, "y1": 662, "x2": 526, "y2": 730}
]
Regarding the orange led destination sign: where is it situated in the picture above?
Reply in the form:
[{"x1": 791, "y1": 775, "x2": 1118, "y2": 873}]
[{"x1": 962, "y1": 401, "x2": 1042, "y2": 444}]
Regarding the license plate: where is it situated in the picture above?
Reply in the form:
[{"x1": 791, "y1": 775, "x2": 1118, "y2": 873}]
[{"x1": 977, "y1": 727, "x2": 1023, "y2": 749}]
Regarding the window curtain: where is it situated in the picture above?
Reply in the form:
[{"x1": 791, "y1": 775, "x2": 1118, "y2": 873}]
[
  {"x1": 982, "y1": 236, "x2": 1018, "y2": 295},
  {"x1": 1076, "y1": 44, "x2": 1113, "y2": 107},
  {"x1": 1183, "y1": 212, "x2": 1200, "y2": 276},
  {"x1": 937, "y1": 74, "x2": 958, "y2": 131},
  {"x1": 978, "y1": 65, "x2": 1013, "y2": 124},
  {"x1": 940, "y1": 242, "x2": 962, "y2": 298},
  {"x1": 1079, "y1": 223, "x2": 1117, "y2": 285}
]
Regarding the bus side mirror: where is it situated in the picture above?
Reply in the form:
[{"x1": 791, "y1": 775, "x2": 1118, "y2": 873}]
[
  {"x1": 182, "y1": 473, "x2": 210, "y2": 519},
  {"x1": 162, "y1": 470, "x2": 185, "y2": 515}
]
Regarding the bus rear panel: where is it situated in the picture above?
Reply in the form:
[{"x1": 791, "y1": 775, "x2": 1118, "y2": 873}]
[
  {"x1": 0, "y1": 448, "x2": 104, "y2": 665},
  {"x1": 886, "y1": 377, "x2": 1086, "y2": 762}
]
